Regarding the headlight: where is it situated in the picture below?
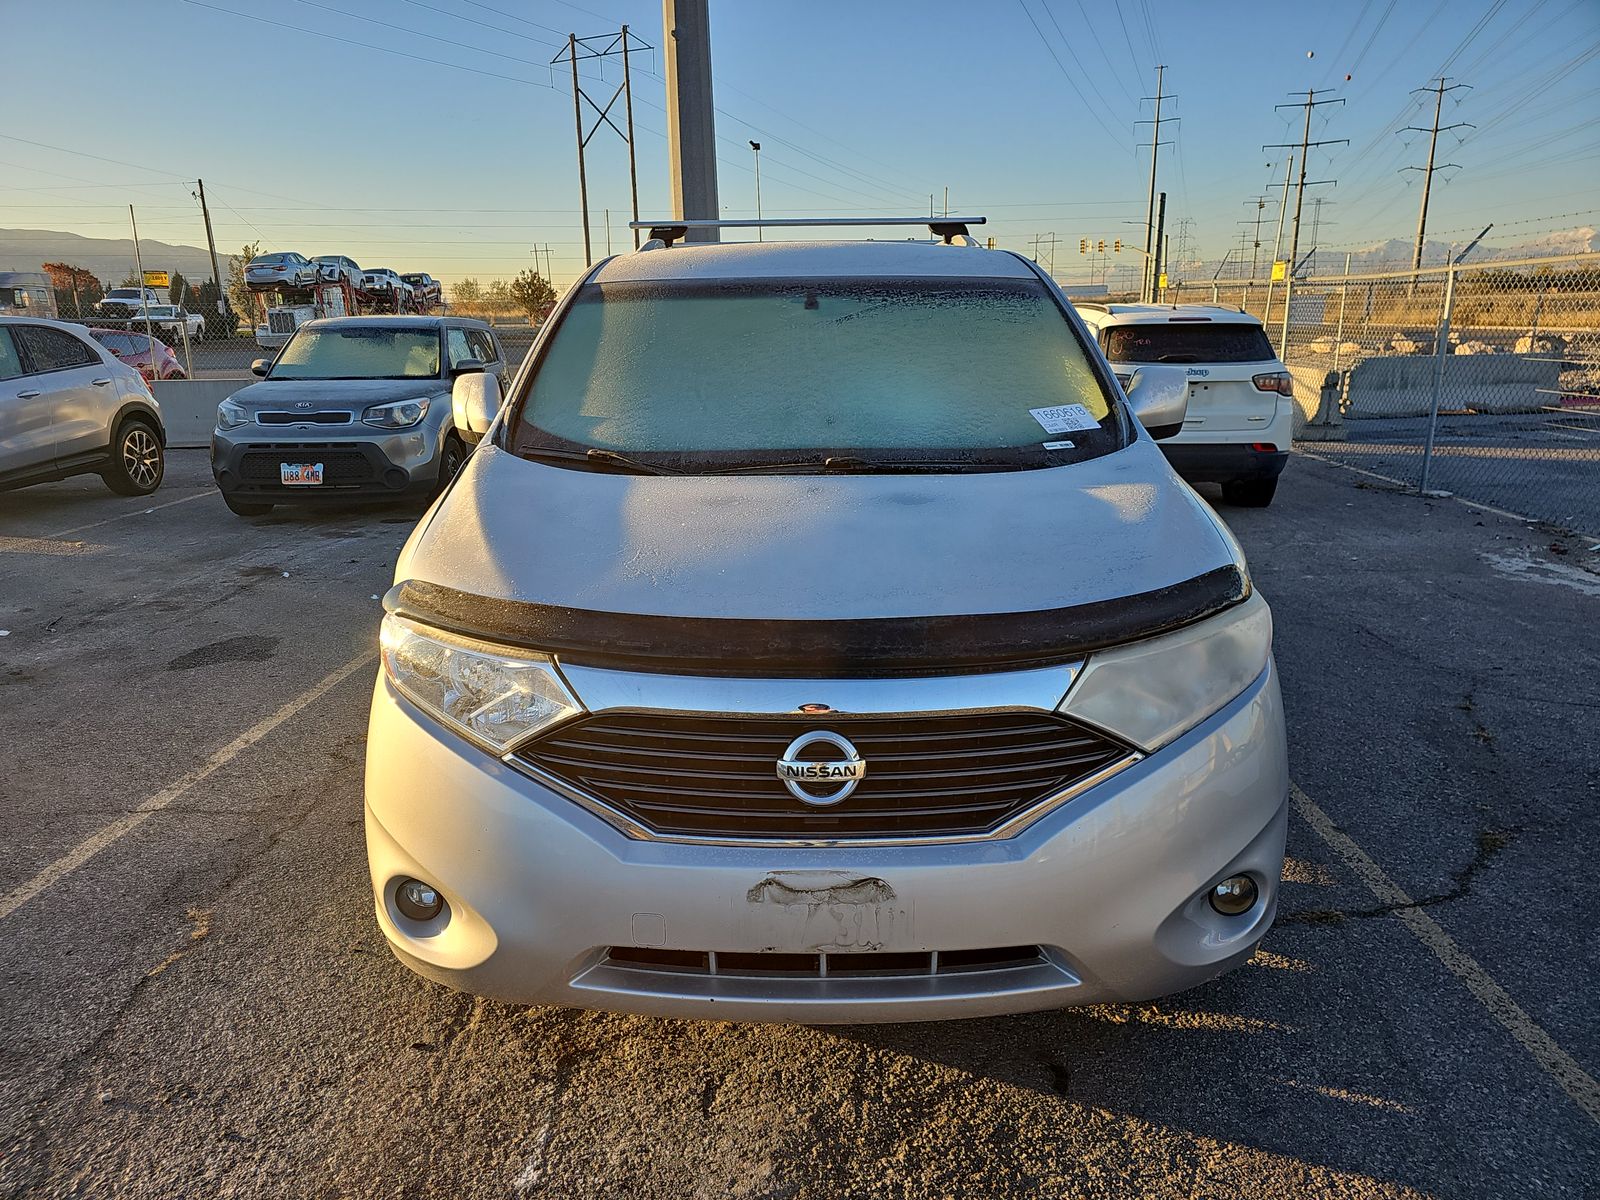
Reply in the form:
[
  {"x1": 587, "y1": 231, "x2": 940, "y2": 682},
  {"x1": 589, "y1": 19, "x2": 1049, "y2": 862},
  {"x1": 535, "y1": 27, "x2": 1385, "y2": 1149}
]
[
  {"x1": 380, "y1": 613, "x2": 581, "y2": 751},
  {"x1": 1058, "y1": 591, "x2": 1272, "y2": 752},
  {"x1": 217, "y1": 398, "x2": 248, "y2": 429},
  {"x1": 363, "y1": 396, "x2": 431, "y2": 429}
]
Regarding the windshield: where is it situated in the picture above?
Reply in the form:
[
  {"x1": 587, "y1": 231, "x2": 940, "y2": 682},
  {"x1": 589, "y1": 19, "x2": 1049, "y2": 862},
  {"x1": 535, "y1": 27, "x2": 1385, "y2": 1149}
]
[
  {"x1": 107, "y1": 289, "x2": 141, "y2": 300},
  {"x1": 1104, "y1": 322, "x2": 1277, "y2": 364},
  {"x1": 270, "y1": 326, "x2": 441, "y2": 380},
  {"x1": 508, "y1": 276, "x2": 1123, "y2": 473}
]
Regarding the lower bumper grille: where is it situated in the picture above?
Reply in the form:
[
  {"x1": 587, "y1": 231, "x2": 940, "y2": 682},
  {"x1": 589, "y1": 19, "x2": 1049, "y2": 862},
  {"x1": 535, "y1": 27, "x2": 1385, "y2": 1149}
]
[
  {"x1": 237, "y1": 448, "x2": 377, "y2": 484},
  {"x1": 512, "y1": 710, "x2": 1134, "y2": 842},
  {"x1": 605, "y1": 945, "x2": 1047, "y2": 979}
]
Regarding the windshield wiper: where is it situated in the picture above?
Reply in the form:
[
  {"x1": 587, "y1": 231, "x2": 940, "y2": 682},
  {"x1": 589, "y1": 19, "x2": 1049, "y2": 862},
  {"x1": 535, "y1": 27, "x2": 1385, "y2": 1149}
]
[{"x1": 519, "y1": 446, "x2": 684, "y2": 475}]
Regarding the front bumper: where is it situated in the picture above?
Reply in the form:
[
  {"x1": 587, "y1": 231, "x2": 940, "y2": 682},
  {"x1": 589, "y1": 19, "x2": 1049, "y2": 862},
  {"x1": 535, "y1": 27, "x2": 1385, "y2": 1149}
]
[
  {"x1": 211, "y1": 424, "x2": 444, "y2": 502},
  {"x1": 364, "y1": 662, "x2": 1290, "y2": 1023}
]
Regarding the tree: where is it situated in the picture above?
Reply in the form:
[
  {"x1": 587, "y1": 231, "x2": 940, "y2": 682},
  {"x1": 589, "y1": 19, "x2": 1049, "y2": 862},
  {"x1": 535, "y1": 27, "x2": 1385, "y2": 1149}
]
[
  {"x1": 226, "y1": 240, "x2": 261, "y2": 334},
  {"x1": 195, "y1": 279, "x2": 228, "y2": 338},
  {"x1": 168, "y1": 270, "x2": 188, "y2": 307},
  {"x1": 451, "y1": 278, "x2": 482, "y2": 309},
  {"x1": 484, "y1": 279, "x2": 511, "y2": 308},
  {"x1": 40, "y1": 261, "x2": 104, "y2": 319},
  {"x1": 508, "y1": 269, "x2": 557, "y2": 321}
]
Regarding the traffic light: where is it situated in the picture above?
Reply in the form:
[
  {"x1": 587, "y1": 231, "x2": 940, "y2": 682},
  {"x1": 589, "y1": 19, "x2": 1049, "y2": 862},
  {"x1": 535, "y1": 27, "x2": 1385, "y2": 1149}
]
[
  {"x1": 1080, "y1": 238, "x2": 1088, "y2": 254},
  {"x1": 1097, "y1": 239, "x2": 1106, "y2": 253},
  {"x1": 1114, "y1": 238, "x2": 1122, "y2": 253},
  {"x1": 985, "y1": 237, "x2": 996, "y2": 250}
]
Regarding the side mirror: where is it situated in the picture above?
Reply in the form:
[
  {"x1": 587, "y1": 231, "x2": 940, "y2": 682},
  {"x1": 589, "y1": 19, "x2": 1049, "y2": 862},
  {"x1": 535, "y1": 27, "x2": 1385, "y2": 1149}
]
[
  {"x1": 250, "y1": 358, "x2": 270, "y2": 377},
  {"x1": 452, "y1": 370, "x2": 501, "y2": 439},
  {"x1": 1124, "y1": 365, "x2": 1189, "y2": 441},
  {"x1": 450, "y1": 357, "x2": 485, "y2": 377}
]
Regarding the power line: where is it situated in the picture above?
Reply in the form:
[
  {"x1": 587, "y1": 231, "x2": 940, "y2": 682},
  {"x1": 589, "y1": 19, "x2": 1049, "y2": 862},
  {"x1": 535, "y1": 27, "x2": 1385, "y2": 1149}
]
[{"x1": 1263, "y1": 89, "x2": 1347, "y2": 277}]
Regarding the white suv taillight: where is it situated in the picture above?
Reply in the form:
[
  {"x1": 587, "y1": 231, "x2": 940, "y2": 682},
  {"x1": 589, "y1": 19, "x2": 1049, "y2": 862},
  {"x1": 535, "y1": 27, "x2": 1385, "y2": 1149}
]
[{"x1": 1252, "y1": 371, "x2": 1293, "y2": 396}]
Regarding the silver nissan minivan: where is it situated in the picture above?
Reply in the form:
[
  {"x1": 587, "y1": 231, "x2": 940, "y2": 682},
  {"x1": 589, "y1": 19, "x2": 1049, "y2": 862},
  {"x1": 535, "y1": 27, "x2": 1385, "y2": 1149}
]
[{"x1": 365, "y1": 220, "x2": 1288, "y2": 1023}]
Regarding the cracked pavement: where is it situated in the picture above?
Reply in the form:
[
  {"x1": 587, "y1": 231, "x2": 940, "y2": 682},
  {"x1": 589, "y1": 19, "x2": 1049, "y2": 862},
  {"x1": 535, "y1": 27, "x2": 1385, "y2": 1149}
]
[{"x1": 1, "y1": 451, "x2": 1597, "y2": 1198}]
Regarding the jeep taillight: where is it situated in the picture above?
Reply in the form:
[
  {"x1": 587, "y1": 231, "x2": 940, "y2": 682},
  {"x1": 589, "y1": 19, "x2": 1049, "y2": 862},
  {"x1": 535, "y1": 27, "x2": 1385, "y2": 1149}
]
[{"x1": 1252, "y1": 371, "x2": 1293, "y2": 396}]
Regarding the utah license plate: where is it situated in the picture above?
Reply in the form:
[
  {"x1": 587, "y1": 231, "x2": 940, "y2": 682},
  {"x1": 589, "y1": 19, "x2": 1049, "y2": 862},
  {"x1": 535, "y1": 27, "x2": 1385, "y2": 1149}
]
[{"x1": 280, "y1": 462, "x2": 324, "y2": 486}]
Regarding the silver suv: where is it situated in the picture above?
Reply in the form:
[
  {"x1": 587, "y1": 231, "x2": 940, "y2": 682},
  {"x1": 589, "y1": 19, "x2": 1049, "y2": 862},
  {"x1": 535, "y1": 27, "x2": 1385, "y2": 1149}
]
[
  {"x1": 0, "y1": 316, "x2": 166, "y2": 496},
  {"x1": 364, "y1": 222, "x2": 1288, "y2": 1023}
]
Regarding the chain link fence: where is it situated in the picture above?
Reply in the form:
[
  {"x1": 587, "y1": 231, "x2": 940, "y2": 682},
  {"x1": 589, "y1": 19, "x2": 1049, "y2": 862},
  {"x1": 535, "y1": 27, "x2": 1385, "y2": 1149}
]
[{"x1": 1172, "y1": 254, "x2": 1600, "y2": 536}]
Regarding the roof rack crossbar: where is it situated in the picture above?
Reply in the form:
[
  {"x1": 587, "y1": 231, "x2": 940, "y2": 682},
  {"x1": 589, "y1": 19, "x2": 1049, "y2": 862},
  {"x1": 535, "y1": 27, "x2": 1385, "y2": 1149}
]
[{"x1": 630, "y1": 216, "x2": 987, "y2": 248}]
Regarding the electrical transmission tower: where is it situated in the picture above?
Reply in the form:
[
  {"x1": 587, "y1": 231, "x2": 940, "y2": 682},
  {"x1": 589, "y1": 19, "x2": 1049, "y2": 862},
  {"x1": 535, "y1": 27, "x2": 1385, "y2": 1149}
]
[
  {"x1": 1135, "y1": 66, "x2": 1175, "y2": 303},
  {"x1": 1174, "y1": 217, "x2": 1196, "y2": 277},
  {"x1": 1401, "y1": 78, "x2": 1473, "y2": 271},
  {"x1": 553, "y1": 27, "x2": 650, "y2": 266},
  {"x1": 1306, "y1": 196, "x2": 1336, "y2": 276},
  {"x1": 1264, "y1": 89, "x2": 1347, "y2": 280}
]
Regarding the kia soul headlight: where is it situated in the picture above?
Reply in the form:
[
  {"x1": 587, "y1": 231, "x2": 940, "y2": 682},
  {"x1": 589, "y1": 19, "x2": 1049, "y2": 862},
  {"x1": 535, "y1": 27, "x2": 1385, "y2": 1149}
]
[
  {"x1": 1059, "y1": 591, "x2": 1272, "y2": 752},
  {"x1": 217, "y1": 398, "x2": 248, "y2": 429},
  {"x1": 380, "y1": 614, "x2": 580, "y2": 751},
  {"x1": 363, "y1": 396, "x2": 431, "y2": 429}
]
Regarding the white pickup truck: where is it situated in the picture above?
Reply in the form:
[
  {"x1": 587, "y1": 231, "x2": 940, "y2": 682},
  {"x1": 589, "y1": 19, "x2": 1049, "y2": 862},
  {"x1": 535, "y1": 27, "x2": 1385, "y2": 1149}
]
[{"x1": 131, "y1": 304, "x2": 206, "y2": 342}]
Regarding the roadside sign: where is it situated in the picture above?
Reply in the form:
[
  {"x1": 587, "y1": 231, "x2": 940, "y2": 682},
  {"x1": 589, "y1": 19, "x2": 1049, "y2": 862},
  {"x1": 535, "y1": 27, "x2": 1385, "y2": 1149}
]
[
  {"x1": 1158, "y1": 273, "x2": 1169, "y2": 289},
  {"x1": 1270, "y1": 260, "x2": 1288, "y2": 281},
  {"x1": 143, "y1": 270, "x2": 169, "y2": 288}
]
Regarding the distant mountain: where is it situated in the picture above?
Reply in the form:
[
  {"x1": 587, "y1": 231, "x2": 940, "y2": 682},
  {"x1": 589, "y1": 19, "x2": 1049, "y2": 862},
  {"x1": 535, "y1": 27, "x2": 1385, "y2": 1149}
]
[
  {"x1": 0, "y1": 228, "x2": 220, "y2": 286},
  {"x1": 1309, "y1": 227, "x2": 1597, "y2": 272}
]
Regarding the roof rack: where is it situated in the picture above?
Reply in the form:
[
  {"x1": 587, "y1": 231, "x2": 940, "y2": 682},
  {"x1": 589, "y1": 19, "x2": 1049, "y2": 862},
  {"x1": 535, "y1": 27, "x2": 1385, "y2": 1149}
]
[{"x1": 628, "y1": 216, "x2": 987, "y2": 248}]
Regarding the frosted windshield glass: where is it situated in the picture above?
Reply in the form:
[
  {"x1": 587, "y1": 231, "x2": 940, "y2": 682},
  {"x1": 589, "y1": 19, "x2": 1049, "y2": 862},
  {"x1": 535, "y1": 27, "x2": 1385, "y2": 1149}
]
[
  {"x1": 517, "y1": 278, "x2": 1115, "y2": 457},
  {"x1": 272, "y1": 328, "x2": 441, "y2": 380}
]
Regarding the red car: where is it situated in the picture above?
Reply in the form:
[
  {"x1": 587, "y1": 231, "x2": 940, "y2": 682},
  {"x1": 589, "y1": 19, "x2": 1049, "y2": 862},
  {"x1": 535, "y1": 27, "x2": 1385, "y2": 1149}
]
[{"x1": 88, "y1": 328, "x2": 187, "y2": 380}]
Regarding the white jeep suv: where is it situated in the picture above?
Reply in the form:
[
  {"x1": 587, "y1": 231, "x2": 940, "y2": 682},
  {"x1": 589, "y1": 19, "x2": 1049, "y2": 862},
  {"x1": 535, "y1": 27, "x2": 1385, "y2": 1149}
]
[{"x1": 1074, "y1": 304, "x2": 1293, "y2": 506}]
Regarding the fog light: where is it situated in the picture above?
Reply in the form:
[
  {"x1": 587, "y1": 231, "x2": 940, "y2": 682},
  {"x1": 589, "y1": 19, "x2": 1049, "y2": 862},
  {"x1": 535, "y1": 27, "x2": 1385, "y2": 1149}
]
[
  {"x1": 1208, "y1": 874, "x2": 1259, "y2": 916},
  {"x1": 395, "y1": 878, "x2": 444, "y2": 921}
]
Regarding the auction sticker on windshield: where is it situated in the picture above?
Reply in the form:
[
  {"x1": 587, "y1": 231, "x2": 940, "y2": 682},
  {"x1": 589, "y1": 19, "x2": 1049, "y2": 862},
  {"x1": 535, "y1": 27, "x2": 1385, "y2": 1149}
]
[
  {"x1": 1029, "y1": 404, "x2": 1100, "y2": 435},
  {"x1": 281, "y1": 462, "x2": 324, "y2": 486}
]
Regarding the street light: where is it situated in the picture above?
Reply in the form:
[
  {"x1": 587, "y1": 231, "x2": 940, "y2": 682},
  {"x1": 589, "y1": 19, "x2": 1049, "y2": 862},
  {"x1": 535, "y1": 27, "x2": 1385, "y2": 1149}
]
[{"x1": 749, "y1": 141, "x2": 762, "y2": 240}]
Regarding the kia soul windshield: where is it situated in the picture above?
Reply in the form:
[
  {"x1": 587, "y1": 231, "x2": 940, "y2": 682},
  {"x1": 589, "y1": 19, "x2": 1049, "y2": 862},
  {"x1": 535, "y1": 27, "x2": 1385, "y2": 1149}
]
[
  {"x1": 509, "y1": 277, "x2": 1127, "y2": 471},
  {"x1": 272, "y1": 327, "x2": 441, "y2": 380}
]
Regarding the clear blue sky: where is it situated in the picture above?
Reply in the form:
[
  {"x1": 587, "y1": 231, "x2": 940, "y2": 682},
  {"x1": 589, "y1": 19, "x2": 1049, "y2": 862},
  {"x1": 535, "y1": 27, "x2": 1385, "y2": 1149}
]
[{"x1": 4, "y1": 0, "x2": 1596, "y2": 290}]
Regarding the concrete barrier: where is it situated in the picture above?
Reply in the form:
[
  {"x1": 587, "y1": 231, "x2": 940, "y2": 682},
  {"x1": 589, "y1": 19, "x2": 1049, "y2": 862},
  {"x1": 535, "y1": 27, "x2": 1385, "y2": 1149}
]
[
  {"x1": 1342, "y1": 354, "x2": 1560, "y2": 418},
  {"x1": 151, "y1": 378, "x2": 248, "y2": 448}
]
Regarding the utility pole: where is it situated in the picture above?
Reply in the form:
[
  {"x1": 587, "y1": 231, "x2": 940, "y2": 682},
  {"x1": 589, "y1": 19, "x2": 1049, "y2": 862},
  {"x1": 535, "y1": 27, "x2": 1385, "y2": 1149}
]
[
  {"x1": 566, "y1": 35, "x2": 590, "y2": 266},
  {"x1": 1265, "y1": 89, "x2": 1346, "y2": 284},
  {"x1": 1402, "y1": 78, "x2": 1472, "y2": 271},
  {"x1": 1153, "y1": 192, "x2": 1167, "y2": 297},
  {"x1": 663, "y1": 0, "x2": 719, "y2": 241},
  {"x1": 195, "y1": 178, "x2": 223, "y2": 304},
  {"x1": 1136, "y1": 65, "x2": 1172, "y2": 303},
  {"x1": 1262, "y1": 154, "x2": 1294, "y2": 324},
  {"x1": 1242, "y1": 195, "x2": 1268, "y2": 278}
]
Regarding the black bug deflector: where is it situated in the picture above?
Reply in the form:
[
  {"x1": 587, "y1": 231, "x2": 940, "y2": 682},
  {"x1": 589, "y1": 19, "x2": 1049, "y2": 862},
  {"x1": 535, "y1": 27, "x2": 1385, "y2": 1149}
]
[{"x1": 383, "y1": 565, "x2": 1249, "y2": 678}]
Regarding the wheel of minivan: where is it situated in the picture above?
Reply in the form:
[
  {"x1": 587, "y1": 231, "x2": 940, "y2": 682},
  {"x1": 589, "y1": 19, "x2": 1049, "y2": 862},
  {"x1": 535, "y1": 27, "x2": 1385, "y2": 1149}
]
[
  {"x1": 1221, "y1": 478, "x2": 1278, "y2": 508},
  {"x1": 102, "y1": 418, "x2": 165, "y2": 496},
  {"x1": 223, "y1": 495, "x2": 274, "y2": 517}
]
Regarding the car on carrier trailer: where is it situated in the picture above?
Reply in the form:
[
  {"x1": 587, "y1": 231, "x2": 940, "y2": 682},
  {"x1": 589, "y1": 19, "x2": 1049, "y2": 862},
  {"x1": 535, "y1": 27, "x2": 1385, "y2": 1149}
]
[{"x1": 363, "y1": 215, "x2": 1289, "y2": 1024}]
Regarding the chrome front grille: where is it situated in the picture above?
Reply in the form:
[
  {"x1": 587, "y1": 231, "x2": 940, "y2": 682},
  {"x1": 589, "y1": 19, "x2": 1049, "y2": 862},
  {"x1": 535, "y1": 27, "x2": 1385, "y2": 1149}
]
[
  {"x1": 266, "y1": 311, "x2": 298, "y2": 334},
  {"x1": 257, "y1": 411, "x2": 353, "y2": 425},
  {"x1": 511, "y1": 711, "x2": 1135, "y2": 842}
]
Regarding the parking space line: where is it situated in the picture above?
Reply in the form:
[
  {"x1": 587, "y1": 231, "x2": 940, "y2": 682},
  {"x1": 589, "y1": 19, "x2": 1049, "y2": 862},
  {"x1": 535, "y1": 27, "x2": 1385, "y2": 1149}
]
[
  {"x1": 1291, "y1": 782, "x2": 1600, "y2": 1125},
  {"x1": 45, "y1": 490, "x2": 214, "y2": 540},
  {"x1": 0, "y1": 648, "x2": 376, "y2": 923}
]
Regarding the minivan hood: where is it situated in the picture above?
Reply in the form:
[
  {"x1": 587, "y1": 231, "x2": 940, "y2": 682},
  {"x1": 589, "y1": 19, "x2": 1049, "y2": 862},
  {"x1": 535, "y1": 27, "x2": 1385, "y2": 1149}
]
[
  {"x1": 226, "y1": 378, "x2": 446, "y2": 411},
  {"x1": 400, "y1": 440, "x2": 1240, "y2": 623}
]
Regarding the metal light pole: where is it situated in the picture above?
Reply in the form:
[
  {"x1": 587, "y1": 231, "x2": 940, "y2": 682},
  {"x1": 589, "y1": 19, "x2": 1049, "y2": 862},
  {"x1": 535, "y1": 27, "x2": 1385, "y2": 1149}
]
[{"x1": 750, "y1": 141, "x2": 762, "y2": 240}]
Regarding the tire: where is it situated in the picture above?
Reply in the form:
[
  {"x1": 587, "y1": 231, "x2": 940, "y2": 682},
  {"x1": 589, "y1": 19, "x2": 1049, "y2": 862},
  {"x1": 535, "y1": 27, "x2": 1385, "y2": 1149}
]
[
  {"x1": 101, "y1": 418, "x2": 164, "y2": 496},
  {"x1": 1221, "y1": 478, "x2": 1278, "y2": 508},
  {"x1": 436, "y1": 433, "x2": 468, "y2": 495},
  {"x1": 223, "y1": 495, "x2": 273, "y2": 516}
]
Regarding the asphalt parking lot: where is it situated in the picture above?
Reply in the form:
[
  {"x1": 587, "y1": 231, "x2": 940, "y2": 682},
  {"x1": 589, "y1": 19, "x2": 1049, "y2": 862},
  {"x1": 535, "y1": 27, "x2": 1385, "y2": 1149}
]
[{"x1": 1, "y1": 451, "x2": 1597, "y2": 1198}]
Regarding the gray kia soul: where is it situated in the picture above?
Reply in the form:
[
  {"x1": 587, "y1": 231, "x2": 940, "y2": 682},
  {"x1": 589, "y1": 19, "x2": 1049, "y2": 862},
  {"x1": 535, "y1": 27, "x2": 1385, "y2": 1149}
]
[
  {"x1": 210, "y1": 316, "x2": 505, "y2": 516},
  {"x1": 365, "y1": 224, "x2": 1289, "y2": 1023}
]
